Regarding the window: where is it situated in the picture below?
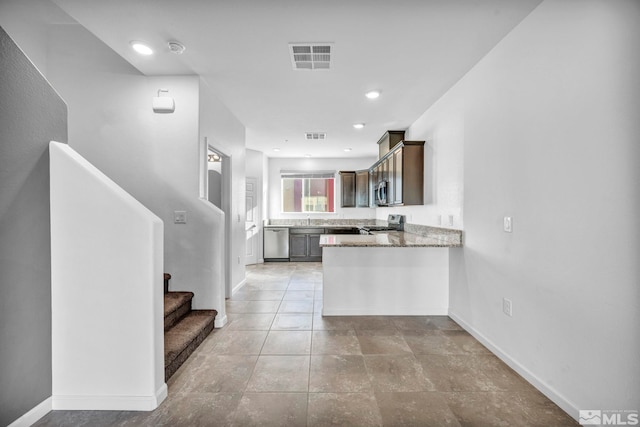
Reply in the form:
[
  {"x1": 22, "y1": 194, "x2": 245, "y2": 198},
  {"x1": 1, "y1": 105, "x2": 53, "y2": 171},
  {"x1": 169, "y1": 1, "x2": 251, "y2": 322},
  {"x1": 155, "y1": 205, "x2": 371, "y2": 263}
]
[{"x1": 281, "y1": 171, "x2": 335, "y2": 213}]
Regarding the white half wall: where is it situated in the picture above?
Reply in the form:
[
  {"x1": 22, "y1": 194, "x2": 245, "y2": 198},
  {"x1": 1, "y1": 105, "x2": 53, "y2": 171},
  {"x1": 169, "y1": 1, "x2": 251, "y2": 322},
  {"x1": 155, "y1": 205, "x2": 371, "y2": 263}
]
[
  {"x1": 323, "y1": 247, "x2": 449, "y2": 315},
  {"x1": 436, "y1": 0, "x2": 639, "y2": 418},
  {"x1": 50, "y1": 142, "x2": 165, "y2": 410},
  {"x1": 268, "y1": 157, "x2": 377, "y2": 220}
]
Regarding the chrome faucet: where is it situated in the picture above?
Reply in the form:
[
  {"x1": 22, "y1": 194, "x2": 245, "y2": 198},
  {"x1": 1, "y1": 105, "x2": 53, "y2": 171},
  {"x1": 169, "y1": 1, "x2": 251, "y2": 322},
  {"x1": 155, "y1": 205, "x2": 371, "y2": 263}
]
[{"x1": 307, "y1": 215, "x2": 310, "y2": 225}]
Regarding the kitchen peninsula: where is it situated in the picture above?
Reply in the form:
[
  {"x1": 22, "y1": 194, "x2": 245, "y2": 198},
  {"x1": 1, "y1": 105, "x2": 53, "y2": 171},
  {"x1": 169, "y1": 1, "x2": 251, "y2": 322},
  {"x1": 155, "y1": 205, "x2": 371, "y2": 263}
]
[{"x1": 319, "y1": 226, "x2": 462, "y2": 316}]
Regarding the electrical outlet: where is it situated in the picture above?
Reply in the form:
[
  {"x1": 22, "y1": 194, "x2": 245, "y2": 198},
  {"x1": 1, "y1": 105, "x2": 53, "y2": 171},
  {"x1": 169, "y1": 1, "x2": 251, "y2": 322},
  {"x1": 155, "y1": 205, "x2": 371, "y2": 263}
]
[
  {"x1": 503, "y1": 298, "x2": 513, "y2": 317},
  {"x1": 503, "y1": 216, "x2": 512, "y2": 233},
  {"x1": 237, "y1": 256, "x2": 241, "y2": 264},
  {"x1": 448, "y1": 215, "x2": 454, "y2": 226},
  {"x1": 174, "y1": 211, "x2": 187, "y2": 224}
]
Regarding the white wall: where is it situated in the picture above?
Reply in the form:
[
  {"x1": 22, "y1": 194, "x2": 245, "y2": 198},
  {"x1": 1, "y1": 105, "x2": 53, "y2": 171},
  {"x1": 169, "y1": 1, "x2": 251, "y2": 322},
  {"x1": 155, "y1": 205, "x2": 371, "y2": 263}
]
[
  {"x1": 376, "y1": 88, "x2": 464, "y2": 229},
  {"x1": 268, "y1": 157, "x2": 377, "y2": 220},
  {"x1": 0, "y1": 0, "x2": 75, "y2": 76},
  {"x1": 246, "y1": 149, "x2": 266, "y2": 262},
  {"x1": 430, "y1": 0, "x2": 639, "y2": 417},
  {"x1": 50, "y1": 142, "x2": 165, "y2": 410},
  {"x1": 199, "y1": 78, "x2": 247, "y2": 292},
  {"x1": 40, "y1": 22, "x2": 228, "y2": 316}
]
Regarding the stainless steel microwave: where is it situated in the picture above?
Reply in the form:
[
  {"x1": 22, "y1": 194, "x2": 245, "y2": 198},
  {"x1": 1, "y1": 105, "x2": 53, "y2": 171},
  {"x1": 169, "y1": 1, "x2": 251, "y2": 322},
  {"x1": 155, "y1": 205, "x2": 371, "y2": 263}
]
[{"x1": 375, "y1": 180, "x2": 388, "y2": 206}]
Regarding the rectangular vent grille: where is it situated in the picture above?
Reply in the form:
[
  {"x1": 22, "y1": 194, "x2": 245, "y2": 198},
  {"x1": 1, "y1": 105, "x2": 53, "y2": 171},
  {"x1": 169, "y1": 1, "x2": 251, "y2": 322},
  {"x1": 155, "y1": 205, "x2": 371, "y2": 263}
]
[
  {"x1": 305, "y1": 132, "x2": 327, "y2": 140},
  {"x1": 290, "y1": 43, "x2": 333, "y2": 70}
]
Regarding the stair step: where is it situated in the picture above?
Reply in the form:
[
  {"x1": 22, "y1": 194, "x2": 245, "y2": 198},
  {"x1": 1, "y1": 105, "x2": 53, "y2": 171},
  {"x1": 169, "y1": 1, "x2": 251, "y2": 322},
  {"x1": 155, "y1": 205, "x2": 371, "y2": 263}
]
[
  {"x1": 164, "y1": 291, "x2": 194, "y2": 331},
  {"x1": 164, "y1": 310, "x2": 217, "y2": 380}
]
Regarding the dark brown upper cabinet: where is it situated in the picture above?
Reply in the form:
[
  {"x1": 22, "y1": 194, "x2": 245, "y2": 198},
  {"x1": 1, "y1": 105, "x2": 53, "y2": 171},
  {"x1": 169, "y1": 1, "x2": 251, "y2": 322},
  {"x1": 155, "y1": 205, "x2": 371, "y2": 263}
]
[
  {"x1": 355, "y1": 169, "x2": 369, "y2": 207},
  {"x1": 377, "y1": 130, "x2": 405, "y2": 159},
  {"x1": 341, "y1": 169, "x2": 371, "y2": 208},
  {"x1": 339, "y1": 171, "x2": 356, "y2": 207},
  {"x1": 371, "y1": 140, "x2": 424, "y2": 206}
]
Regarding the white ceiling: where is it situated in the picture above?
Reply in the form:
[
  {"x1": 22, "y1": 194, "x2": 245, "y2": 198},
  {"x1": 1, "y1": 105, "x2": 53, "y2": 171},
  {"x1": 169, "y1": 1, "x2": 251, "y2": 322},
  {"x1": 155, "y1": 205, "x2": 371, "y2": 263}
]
[{"x1": 51, "y1": 0, "x2": 541, "y2": 158}]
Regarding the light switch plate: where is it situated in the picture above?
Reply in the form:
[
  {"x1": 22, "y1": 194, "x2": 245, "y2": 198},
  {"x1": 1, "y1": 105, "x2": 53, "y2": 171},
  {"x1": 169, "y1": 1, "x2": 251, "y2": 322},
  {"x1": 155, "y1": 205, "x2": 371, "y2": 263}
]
[
  {"x1": 174, "y1": 211, "x2": 187, "y2": 224},
  {"x1": 503, "y1": 216, "x2": 512, "y2": 233}
]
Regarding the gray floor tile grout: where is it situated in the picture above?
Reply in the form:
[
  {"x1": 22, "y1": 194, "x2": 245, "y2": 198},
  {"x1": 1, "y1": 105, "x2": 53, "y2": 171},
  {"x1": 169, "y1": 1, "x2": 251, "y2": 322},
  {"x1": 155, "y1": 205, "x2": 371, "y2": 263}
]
[{"x1": 33, "y1": 262, "x2": 578, "y2": 427}]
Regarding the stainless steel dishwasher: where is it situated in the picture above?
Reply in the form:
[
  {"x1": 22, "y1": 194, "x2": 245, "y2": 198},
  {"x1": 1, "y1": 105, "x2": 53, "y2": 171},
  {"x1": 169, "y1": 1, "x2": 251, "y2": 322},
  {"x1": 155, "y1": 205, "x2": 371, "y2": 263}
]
[{"x1": 263, "y1": 227, "x2": 290, "y2": 261}]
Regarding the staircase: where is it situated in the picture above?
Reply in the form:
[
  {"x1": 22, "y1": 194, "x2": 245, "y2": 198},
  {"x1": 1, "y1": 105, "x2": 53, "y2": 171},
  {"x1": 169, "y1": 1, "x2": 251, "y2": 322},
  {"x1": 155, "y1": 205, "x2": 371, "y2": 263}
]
[{"x1": 163, "y1": 273, "x2": 217, "y2": 380}]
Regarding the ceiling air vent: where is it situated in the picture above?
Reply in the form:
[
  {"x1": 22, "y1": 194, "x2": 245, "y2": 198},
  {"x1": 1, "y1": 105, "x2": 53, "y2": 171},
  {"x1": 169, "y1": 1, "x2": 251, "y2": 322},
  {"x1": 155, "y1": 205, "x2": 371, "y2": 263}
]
[
  {"x1": 305, "y1": 132, "x2": 327, "y2": 140},
  {"x1": 289, "y1": 43, "x2": 333, "y2": 70}
]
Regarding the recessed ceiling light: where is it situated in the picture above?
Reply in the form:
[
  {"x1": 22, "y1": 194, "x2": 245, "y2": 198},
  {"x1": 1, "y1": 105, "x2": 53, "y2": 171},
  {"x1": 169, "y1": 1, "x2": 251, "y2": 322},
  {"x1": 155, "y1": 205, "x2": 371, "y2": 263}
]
[
  {"x1": 353, "y1": 123, "x2": 365, "y2": 129},
  {"x1": 273, "y1": 148, "x2": 281, "y2": 152},
  {"x1": 365, "y1": 90, "x2": 380, "y2": 99},
  {"x1": 130, "y1": 41, "x2": 153, "y2": 55},
  {"x1": 344, "y1": 148, "x2": 352, "y2": 152},
  {"x1": 304, "y1": 154, "x2": 312, "y2": 158}
]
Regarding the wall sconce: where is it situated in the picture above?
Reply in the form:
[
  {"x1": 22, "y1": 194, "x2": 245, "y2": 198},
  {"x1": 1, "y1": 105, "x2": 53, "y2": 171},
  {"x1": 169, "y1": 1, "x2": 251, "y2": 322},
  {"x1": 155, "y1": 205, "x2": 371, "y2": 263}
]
[
  {"x1": 153, "y1": 89, "x2": 175, "y2": 113},
  {"x1": 208, "y1": 153, "x2": 221, "y2": 162}
]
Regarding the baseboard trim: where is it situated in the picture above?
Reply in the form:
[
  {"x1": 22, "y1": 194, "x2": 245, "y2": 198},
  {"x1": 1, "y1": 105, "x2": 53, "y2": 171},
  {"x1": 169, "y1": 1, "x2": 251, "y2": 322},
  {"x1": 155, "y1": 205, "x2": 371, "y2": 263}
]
[
  {"x1": 155, "y1": 383, "x2": 168, "y2": 407},
  {"x1": 322, "y1": 307, "x2": 448, "y2": 316},
  {"x1": 215, "y1": 313, "x2": 228, "y2": 328},
  {"x1": 232, "y1": 278, "x2": 246, "y2": 295},
  {"x1": 8, "y1": 397, "x2": 52, "y2": 427},
  {"x1": 51, "y1": 383, "x2": 168, "y2": 411},
  {"x1": 448, "y1": 311, "x2": 580, "y2": 422}
]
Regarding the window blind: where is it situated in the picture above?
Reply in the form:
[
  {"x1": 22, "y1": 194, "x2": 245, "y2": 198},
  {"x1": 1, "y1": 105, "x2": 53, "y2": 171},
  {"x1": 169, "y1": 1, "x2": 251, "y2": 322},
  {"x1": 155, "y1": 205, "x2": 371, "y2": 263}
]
[{"x1": 280, "y1": 171, "x2": 335, "y2": 179}]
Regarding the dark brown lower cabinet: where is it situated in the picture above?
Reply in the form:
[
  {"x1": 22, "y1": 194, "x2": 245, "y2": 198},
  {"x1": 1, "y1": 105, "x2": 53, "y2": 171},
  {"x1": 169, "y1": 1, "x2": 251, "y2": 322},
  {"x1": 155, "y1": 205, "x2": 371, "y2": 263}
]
[{"x1": 289, "y1": 228, "x2": 324, "y2": 262}]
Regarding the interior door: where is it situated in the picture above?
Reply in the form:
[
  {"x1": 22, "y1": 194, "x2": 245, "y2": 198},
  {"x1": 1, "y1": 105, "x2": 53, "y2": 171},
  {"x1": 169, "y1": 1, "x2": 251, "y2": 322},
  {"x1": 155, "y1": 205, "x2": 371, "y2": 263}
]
[{"x1": 245, "y1": 177, "x2": 258, "y2": 265}]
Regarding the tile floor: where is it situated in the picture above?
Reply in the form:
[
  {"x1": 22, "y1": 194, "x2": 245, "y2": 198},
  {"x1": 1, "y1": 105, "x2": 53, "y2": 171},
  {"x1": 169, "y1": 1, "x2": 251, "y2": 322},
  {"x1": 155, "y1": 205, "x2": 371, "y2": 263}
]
[{"x1": 35, "y1": 262, "x2": 578, "y2": 427}]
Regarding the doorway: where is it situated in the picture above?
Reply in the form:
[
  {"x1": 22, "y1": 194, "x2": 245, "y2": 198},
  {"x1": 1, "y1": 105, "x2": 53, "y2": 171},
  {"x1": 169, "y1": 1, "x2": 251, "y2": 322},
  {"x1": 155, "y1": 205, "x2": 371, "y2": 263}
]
[{"x1": 245, "y1": 177, "x2": 259, "y2": 265}]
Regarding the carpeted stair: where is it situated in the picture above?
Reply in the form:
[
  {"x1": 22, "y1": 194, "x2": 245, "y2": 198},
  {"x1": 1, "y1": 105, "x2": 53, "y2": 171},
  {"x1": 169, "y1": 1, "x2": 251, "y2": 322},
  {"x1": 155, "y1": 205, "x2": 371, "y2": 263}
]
[{"x1": 163, "y1": 274, "x2": 217, "y2": 380}]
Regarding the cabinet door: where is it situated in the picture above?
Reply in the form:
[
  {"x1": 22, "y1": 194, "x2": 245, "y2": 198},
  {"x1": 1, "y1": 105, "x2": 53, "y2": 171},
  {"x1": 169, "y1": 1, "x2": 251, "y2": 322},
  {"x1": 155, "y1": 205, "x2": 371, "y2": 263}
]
[
  {"x1": 392, "y1": 148, "x2": 403, "y2": 205},
  {"x1": 355, "y1": 170, "x2": 369, "y2": 207},
  {"x1": 368, "y1": 168, "x2": 376, "y2": 207},
  {"x1": 308, "y1": 234, "x2": 323, "y2": 258},
  {"x1": 386, "y1": 156, "x2": 394, "y2": 204},
  {"x1": 340, "y1": 171, "x2": 356, "y2": 207},
  {"x1": 289, "y1": 234, "x2": 308, "y2": 259},
  {"x1": 380, "y1": 159, "x2": 389, "y2": 183}
]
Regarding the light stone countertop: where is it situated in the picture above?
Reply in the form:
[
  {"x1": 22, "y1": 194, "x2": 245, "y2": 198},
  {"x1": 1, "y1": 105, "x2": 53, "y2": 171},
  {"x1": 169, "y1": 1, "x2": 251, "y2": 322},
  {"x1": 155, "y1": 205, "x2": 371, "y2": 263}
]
[
  {"x1": 264, "y1": 224, "x2": 362, "y2": 229},
  {"x1": 319, "y1": 230, "x2": 462, "y2": 248}
]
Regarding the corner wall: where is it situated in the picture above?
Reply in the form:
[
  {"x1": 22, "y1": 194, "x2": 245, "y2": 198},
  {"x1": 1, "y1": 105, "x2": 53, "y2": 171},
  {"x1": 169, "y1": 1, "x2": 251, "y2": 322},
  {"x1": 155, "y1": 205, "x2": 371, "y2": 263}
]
[
  {"x1": 442, "y1": 0, "x2": 639, "y2": 416},
  {"x1": 40, "y1": 23, "x2": 227, "y2": 312},
  {"x1": 199, "y1": 78, "x2": 247, "y2": 293},
  {"x1": 246, "y1": 149, "x2": 266, "y2": 262},
  {"x1": 0, "y1": 26, "x2": 67, "y2": 426}
]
